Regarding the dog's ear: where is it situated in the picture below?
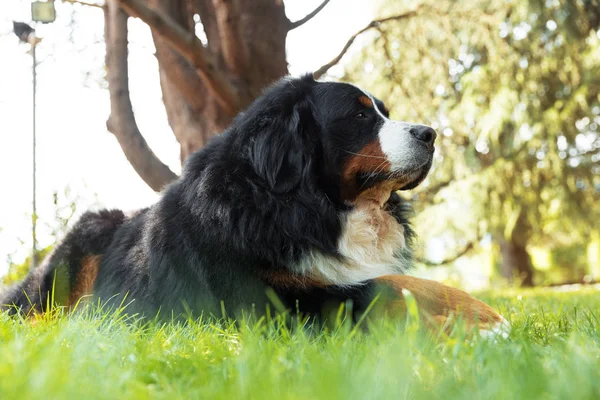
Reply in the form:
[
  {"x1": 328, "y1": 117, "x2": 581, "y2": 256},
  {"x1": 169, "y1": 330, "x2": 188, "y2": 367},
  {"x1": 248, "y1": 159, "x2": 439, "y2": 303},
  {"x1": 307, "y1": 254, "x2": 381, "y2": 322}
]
[{"x1": 249, "y1": 79, "x2": 318, "y2": 194}]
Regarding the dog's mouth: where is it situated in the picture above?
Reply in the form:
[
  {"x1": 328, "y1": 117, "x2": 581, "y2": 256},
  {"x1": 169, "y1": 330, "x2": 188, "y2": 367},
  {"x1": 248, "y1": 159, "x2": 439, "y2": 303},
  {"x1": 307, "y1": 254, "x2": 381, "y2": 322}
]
[
  {"x1": 355, "y1": 159, "x2": 432, "y2": 192},
  {"x1": 374, "y1": 158, "x2": 433, "y2": 192},
  {"x1": 352, "y1": 160, "x2": 432, "y2": 208},
  {"x1": 394, "y1": 160, "x2": 433, "y2": 191}
]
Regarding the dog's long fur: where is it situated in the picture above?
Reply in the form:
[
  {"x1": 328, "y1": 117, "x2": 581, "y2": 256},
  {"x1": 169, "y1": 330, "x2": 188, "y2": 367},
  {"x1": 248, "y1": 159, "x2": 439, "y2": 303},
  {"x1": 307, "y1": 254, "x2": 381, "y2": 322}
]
[{"x1": 1, "y1": 75, "x2": 507, "y2": 332}]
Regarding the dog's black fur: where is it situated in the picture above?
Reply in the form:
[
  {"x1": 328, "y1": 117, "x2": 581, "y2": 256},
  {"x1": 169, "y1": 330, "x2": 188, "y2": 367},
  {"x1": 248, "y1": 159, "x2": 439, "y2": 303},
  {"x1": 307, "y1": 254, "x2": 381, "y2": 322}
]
[{"x1": 1, "y1": 75, "x2": 419, "y2": 321}]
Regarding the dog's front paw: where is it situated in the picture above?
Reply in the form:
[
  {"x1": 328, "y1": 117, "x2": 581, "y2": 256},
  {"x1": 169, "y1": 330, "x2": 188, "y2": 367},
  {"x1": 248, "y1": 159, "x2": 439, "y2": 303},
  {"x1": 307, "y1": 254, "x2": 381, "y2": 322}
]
[{"x1": 372, "y1": 275, "x2": 510, "y2": 338}]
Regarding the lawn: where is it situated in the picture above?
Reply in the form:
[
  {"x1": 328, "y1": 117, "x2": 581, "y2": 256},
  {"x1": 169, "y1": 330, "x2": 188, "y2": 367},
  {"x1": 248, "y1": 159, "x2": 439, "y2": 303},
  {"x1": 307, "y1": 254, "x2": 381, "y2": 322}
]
[{"x1": 1, "y1": 287, "x2": 599, "y2": 400}]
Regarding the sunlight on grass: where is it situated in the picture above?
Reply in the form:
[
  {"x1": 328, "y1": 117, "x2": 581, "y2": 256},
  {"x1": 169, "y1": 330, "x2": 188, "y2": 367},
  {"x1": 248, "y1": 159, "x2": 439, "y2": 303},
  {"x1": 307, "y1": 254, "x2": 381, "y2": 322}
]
[{"x1": 1, "y1": 288, "x2": 599, "y2": 399}]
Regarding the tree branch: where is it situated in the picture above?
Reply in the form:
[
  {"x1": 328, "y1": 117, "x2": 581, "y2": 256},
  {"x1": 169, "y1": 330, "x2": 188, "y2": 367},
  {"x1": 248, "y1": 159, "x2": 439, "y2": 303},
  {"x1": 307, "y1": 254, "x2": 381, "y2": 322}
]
[
  {"x1": 313, "y1": 7, "x2": 421, "y2": 79},
  {"x1": 289, "y1": 0, "x2": 331, "y2": 30},
  {"x1": 211, "y1": 0, "x2": 248, "y2": 75},
  {"x1": 414, "y1": 179, "x2": 453, "y2": 202},
  {"x1": 148, "y1": 0, "x2": 205, "y2": 112},
  {"x1": 114, "y1": 0, "x2": 241, "y2": 115},
  {"x1": 105, "y1": 0, "x2": 178, "y2": 192},
  {"x1": 416, "y1": 241, "x2": 475, "y2": 267}
]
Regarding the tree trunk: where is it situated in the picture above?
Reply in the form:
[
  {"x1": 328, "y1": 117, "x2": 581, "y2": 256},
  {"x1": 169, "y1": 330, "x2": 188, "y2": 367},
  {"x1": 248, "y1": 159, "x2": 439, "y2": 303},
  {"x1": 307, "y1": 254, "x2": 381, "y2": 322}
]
[
  {"x1": 103, "y1": 0, "x2": 291, "y2": 186},
  {"x1": 498, "y1": 209, "x2": 535, "y2": 287},
  {"x1": 139, "y1": 0, "x2": 289, "y2": 164},
  {"x1": 499, "y1": 238, "x2": 534, "y2": 287}
]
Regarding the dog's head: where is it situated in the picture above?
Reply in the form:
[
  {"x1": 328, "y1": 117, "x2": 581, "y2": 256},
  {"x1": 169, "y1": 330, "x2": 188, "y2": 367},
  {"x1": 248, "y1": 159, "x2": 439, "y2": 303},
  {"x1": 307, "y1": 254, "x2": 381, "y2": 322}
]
[{"x1": 240, "y1": 74, "x2": 436, "y2": 205}]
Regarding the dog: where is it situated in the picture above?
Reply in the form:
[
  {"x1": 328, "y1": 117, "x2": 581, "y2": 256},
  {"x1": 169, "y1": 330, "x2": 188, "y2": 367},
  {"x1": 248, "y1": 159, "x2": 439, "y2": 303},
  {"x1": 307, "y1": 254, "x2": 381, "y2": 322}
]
[{"x1": 1, "y1": 75, "x2": 508, "y2": 335}]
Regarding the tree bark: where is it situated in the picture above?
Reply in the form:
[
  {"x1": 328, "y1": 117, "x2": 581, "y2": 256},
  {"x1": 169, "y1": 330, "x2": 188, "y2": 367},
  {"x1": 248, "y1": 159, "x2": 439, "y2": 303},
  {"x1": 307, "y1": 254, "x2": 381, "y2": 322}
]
[
  {"x1": 115, "y1": 0, "x2": 242, "y2": 114},
  {"x1": 211, "y1": 0, "x2": 248, "y2": 76},
  {"x1": 146, "y1": 0, "x2": 289, "y2": 162},
  {"x1": 149, "y1": 0, "x2": 231, "y2": 162}
]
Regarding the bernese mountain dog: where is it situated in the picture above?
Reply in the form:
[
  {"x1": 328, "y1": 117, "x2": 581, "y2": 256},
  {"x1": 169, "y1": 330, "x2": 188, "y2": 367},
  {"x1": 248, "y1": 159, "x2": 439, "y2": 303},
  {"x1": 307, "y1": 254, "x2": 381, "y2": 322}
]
[{"x1": 1, "y1": 75, "x2": 509, "y2": 335}]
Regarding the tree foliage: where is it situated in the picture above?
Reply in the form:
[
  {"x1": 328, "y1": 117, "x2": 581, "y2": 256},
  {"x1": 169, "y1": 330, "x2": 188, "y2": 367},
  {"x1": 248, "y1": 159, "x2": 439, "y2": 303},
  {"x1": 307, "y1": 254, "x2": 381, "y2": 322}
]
[{"x1": 345, "y1": 0, "x2": 600, "y2": 285}]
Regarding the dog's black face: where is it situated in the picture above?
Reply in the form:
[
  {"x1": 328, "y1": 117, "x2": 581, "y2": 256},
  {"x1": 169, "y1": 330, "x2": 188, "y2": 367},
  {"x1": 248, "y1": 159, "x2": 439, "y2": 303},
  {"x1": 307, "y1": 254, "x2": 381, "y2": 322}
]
[{"x1": 238, "y1": 74, "x2": 436, "y2": 205}]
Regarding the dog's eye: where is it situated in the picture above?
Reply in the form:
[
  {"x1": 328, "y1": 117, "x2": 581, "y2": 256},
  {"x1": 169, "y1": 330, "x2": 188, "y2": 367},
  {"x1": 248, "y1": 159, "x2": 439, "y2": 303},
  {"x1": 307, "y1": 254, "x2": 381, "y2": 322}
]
[{"x1": 355, "y1": 112, "x2": 367, "y2": 119}]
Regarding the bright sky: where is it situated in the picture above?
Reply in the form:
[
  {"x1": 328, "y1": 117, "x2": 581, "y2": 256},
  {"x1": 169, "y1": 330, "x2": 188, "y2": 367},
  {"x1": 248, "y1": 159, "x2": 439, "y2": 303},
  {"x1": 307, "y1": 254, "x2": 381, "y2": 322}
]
[{"x1": 0, "y1": 1, "x2": 374, "y2": 275}]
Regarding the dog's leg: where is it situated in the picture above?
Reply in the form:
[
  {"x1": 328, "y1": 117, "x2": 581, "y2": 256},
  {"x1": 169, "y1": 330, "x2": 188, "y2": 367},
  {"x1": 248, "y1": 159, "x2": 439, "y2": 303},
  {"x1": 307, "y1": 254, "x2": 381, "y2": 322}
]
[{"x1": 372, "y1": 275, "x2": 510, "y2": 337}]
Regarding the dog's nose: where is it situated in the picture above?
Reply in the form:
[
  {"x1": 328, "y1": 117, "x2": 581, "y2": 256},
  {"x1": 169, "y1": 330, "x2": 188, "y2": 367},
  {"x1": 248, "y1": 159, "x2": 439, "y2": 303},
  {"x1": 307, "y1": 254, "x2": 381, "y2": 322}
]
[{"x1": 409, "y1": 125, "x2": 437, "y2": 149}]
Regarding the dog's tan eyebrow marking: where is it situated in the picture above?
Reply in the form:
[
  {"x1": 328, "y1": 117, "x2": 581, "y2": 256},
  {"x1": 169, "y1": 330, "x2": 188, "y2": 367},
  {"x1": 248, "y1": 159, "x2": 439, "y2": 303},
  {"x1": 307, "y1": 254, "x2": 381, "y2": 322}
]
[{"x1": 358, "y1": 95, "x2": 374, "y2": 108}]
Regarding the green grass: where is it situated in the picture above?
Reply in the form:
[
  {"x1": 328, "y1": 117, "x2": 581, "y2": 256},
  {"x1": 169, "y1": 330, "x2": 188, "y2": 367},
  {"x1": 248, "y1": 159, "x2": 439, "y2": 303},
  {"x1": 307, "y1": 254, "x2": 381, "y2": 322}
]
[{"x1": 1, "y1": 287, "x2": 600, "y2": 399}]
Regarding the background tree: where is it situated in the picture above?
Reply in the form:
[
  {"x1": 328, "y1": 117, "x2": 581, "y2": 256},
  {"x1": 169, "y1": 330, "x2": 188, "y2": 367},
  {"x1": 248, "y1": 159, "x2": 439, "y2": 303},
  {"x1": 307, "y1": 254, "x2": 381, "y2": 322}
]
[{"x1": 345, "y1": 0, "x2": 600, "y2": 286}]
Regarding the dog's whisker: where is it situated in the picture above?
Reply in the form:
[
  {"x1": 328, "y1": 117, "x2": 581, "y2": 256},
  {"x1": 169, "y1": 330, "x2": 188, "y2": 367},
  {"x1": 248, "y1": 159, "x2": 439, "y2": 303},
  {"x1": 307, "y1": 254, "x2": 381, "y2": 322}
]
[
  {"x1": 342, "y1": 150, "x2": 387, "y2": 159},
  {"x1": 357, "y1": 159, "x2": 390, "y2": 191}
]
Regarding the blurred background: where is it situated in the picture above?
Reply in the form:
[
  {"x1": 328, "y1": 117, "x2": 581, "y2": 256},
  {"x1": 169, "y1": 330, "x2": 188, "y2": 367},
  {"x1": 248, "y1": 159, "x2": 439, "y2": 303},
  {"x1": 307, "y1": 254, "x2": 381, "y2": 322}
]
[{"x1": 0, "y1": 0, "x2": 599, "y2": 290}]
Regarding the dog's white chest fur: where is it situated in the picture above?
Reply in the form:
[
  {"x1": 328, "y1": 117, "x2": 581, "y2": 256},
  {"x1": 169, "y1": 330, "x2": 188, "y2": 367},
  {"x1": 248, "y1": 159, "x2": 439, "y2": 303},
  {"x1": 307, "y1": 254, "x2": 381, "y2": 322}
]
[{"x1": 299, "y1": 199, "x2": 408, "y2": 286}]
